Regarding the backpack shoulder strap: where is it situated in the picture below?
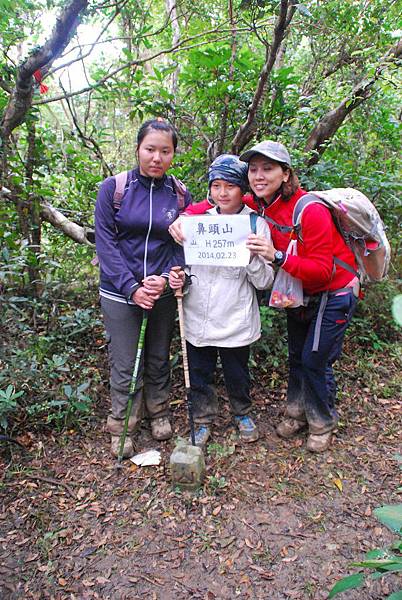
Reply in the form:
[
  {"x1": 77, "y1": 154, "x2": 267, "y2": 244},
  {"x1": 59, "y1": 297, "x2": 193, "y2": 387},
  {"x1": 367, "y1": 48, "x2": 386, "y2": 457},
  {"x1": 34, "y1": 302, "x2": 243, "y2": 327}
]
[
  {"x1": 249, "y1": 211, "x2": 258, "y2": 234},
  {"x1": 264, "y1": 215, "x2": 293, "y2": 234},
  {"x1": 170, "y1": 174, "x2": 187, "y2": 212},
  {"x1": 113, "y1": 171, "x2": 128, "y2": 210},
  {"x1": 334, "y1": 256, "x2": 359, "y2": 278},
  {"x1": 292, "y1": 193, "x2": 325, "y2": 226}
]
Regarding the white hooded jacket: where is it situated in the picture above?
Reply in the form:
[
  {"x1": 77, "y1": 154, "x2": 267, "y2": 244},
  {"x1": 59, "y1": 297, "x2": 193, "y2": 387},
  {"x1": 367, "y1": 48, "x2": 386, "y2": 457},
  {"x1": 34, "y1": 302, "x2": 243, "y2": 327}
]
[{"x1": 183, "y1": 205, "x2": 274, "y2": 348}]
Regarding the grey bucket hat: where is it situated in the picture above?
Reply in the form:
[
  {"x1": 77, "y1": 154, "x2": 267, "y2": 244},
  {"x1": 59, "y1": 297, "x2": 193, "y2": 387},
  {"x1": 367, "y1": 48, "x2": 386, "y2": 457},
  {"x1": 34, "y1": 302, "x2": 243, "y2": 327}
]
[{"x1": 239, "y1": 141, "x2": 291, "y2": 167}]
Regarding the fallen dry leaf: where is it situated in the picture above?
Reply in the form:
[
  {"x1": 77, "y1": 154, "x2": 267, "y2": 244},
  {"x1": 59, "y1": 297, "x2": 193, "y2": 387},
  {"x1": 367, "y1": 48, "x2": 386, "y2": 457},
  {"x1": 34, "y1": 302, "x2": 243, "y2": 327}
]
[
  {"x1": 333, "y1": 478, "x2": 343, "y2": 492},
  {"x1": 25, "y1": 554, "x2": 39, "y2": 563}
]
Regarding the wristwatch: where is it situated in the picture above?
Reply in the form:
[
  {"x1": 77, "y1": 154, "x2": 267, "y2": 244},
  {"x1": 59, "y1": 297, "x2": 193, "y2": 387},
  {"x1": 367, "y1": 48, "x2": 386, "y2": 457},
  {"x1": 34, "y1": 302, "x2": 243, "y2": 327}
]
[{"x1": 273, "y1": 250, "x2": 286, "y2": 266}]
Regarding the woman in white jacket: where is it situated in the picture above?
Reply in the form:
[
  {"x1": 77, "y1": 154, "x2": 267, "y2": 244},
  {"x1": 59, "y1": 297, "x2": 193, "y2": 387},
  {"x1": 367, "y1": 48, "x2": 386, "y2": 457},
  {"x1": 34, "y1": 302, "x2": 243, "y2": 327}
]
[{"x1": 169, "y1": 155, "x2": 274, "y2": 447}]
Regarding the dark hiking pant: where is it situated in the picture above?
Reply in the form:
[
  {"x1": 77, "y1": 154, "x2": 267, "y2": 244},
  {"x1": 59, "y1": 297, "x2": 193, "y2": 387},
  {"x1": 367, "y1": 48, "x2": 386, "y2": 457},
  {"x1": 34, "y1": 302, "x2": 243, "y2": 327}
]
[
  {"x1": 101, "y1": 294, "x2": 177, "y2": 423},
  {"x1": 286, "y1": 291, "x2": 357, "y2": 434},
  {"x1": 187, "y1": 342, "x2": 252, "y2": 425}
]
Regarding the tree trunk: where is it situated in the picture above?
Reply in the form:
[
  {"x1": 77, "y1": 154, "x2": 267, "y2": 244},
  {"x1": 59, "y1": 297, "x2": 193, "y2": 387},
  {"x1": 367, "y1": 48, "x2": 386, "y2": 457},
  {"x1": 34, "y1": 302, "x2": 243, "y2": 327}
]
[
  {"x1": 230, "y1": 0, "x2": 295, "y2": 154},
  {"x1": 165, "y1": 0, "x2": 181, "y2": 103},
  {"x1": 215, "y1": 0, "x2": 237, "y2": 158},
  {"x1": 24, "y1": 121, "x2": 43, "y2": 296},
  {"x1": 0, "y1": 0, "x2": 88, "y2": 144},
  {"x1": 304, "y1": 38, "x2": 402, "y2": 166}
]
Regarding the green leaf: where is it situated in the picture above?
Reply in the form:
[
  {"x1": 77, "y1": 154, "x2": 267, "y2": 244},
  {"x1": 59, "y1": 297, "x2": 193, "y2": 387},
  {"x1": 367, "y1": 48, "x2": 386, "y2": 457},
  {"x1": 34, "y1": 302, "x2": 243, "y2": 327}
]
[
  {"x1": 387, "y1": 591, "x2": 402, "y2": 600},
  {"x1": 366, "y1": 548, "x2": 388, "y2": 559},
  {"x1": 63, "y1": 385, "x2": 73, "y2": 398},
  {"x1": 77, "y1": 381, "x2": 90, "y2": 393},
  {"x1": 295, "y1": 3, "x2": 313, "y2": 18},
  {"x1": 374, "y1": 504, "x2": 402, "y2": 534},
  {"x1": 392, "y1": 296, "x2": 402, "y2": 327},
  {"x1": 328, "y1": 573, "x2": 365, "y2": 598},
  {"x1": 72, "y1": 401, "x2": 90, "y2": 412},
  {"x1": 353, "y1": 558, "x2": 402, "y2": 570}
]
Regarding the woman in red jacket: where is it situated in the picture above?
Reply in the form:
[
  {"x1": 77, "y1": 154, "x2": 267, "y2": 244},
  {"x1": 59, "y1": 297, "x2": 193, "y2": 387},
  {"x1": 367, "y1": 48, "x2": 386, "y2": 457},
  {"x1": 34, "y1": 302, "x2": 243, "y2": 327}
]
[
  {"x1": 170, "y1": 141, "x2": 358, "y2": 452},
  {"x1": 241, "y1": 141, "x2": 358, "y2": 452}
]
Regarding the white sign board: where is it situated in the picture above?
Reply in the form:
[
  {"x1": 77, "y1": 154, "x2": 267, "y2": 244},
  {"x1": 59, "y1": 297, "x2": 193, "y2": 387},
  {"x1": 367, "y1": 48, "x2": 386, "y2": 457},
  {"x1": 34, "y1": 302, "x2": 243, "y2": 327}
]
[{"x1": 181, "y1": 215, "x2": 251, "y2": 267}]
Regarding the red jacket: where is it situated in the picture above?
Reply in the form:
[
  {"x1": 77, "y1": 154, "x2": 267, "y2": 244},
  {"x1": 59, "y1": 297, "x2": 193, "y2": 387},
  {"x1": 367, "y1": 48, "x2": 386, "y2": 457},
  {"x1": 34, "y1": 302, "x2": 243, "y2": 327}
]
[{"x1": 185, "y1": 189, "x2": 357, "y2": 296}]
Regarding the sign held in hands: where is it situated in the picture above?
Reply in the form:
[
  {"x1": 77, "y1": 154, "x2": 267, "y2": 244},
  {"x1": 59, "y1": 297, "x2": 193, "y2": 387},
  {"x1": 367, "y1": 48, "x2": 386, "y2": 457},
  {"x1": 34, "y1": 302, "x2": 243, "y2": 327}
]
[{"x1": 181, "y1": 215, "x2": 251, "y2": 267}]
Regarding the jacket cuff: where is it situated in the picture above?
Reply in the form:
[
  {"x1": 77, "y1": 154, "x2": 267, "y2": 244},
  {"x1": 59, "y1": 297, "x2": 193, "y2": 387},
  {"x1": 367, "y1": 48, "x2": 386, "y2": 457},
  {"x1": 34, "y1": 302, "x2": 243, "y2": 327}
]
[{"x1": 126, "y1": 282, "x2": 142, "y2": 302}]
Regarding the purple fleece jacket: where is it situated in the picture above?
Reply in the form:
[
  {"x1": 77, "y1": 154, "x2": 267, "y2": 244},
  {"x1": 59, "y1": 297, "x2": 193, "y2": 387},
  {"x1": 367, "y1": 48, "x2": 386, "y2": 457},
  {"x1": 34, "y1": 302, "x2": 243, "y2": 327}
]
[{"x1": 95, "y1": 168, "x2": 191, "y2": 301}]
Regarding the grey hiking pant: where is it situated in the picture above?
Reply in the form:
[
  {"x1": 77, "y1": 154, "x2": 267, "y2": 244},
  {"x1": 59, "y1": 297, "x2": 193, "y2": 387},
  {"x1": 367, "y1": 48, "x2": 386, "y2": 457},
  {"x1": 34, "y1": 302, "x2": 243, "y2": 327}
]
[{"x1": 100, "y1": 294, "x2": 177, "y2": 423}]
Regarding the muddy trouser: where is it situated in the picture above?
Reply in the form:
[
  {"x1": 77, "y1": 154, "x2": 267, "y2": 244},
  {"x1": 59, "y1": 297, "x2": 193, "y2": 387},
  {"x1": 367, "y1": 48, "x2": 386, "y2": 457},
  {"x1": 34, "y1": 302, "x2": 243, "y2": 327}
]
[
  {"x1": 285, "y1": 291, "x2": 357, "y2": 434},
  {"x1": 186, "y1": 342, "x2": 252, "y2": 425},
  {"x1": 101, "y1": 294, "x2": 177, "y2": 425}
]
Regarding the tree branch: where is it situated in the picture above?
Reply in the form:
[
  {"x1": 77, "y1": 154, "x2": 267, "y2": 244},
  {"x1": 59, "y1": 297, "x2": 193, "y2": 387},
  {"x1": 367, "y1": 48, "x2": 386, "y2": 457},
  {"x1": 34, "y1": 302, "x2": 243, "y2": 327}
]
[
  {"x1": 59, "y1": 79, "x2": 112, "y2": 177},
  {"x1": 0, "y1": 0, "x2": 88, "y2": 140},
  {"x1": 41, "y1": 202, "x2": 94, "y2": 245},
  {"x1": 32, "y1": 20, "x2": 277, "y2": 106},
  {"x1": 33, "y1": 29, "x2": 235, "y2": 105},
  {"x1": 230, "y1": 0, "x2": 296, "y2": 154},
  {"x1": 1, "y1": 187, "x2": 94, "y2": 246},
  {"x1": 304, "y1": 38, "x2": 402, "y2": 166},
  {"x1": 46, "y1": 1, "x2": 127, "y2": 79},
  {"x1": 164, "y1": 0, "x2": 181, "y2": 101}
]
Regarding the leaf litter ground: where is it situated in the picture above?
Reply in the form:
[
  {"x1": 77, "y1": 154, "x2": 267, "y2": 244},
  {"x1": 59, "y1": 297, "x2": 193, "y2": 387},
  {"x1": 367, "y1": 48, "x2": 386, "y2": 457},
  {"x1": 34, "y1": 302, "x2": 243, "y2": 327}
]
[{"x1": 1, "y1": 339, "x2": 401, "y2": 599}]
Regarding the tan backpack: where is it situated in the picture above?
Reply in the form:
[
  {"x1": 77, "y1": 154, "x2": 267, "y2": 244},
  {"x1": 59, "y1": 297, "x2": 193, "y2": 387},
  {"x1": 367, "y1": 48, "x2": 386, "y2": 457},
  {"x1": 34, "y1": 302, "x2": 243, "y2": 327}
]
[{"x1": 293, "y1": 188, "x2": 391, "y2": 282}]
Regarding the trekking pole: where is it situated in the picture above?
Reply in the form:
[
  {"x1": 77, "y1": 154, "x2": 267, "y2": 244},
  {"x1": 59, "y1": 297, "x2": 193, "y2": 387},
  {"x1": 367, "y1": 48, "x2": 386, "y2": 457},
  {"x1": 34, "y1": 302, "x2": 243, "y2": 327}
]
[
  {"x1": 172, "y1": 269, "x2": 196, "y2": 446},
  {"x1": 116, "y1": 309, "x2": 149, "y2": 467}
]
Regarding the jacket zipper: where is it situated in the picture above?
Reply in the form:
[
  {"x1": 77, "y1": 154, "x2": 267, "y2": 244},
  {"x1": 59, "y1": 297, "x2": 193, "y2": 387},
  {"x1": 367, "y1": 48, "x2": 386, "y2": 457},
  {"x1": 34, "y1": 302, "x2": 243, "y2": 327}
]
[{"x1": 143, "y1": 180, "x2": 154, "y2": 279}]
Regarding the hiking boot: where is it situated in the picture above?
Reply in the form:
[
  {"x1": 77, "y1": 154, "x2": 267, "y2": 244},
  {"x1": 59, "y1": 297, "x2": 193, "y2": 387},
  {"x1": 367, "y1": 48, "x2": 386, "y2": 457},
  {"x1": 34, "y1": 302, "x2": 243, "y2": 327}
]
[
  {"x1": 307, "y1": 431, "x2": 332, "y2": 453},
  {"x1": 110, "y1": 435, "x2": 134, "y2": 459},
  {"x1": 190, "y1": 425, "x2": 211, "y2": 448},
  {"x1": 151, "y1": 416, "x2": 172, "y2": 441},
  {"x1": 107, "y1": 415, "x2": 136, "y2": 459},
  {"x1": 276, "y1": 418, "x2": 306, "y2": 439},
  {"x1": 234, "y1": 415, "x2": 259, "y2": 442}
]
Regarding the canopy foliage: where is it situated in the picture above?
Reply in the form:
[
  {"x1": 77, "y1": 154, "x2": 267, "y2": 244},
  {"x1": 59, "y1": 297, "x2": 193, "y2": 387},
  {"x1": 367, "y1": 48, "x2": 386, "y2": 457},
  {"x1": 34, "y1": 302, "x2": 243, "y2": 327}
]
[{"x1": 0, "y1": 0, "x2": 400, "y2": 294}]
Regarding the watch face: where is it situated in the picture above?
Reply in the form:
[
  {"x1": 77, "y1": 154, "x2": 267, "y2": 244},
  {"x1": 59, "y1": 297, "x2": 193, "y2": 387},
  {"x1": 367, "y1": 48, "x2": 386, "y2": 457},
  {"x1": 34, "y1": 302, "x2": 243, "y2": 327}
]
[{"x1": 274, "y1": 251, "x2": 284, "y2": 265}]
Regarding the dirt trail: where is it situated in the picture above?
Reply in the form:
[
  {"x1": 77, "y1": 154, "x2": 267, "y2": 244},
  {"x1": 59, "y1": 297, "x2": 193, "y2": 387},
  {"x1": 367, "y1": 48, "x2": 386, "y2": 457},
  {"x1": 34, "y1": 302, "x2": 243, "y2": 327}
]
[{"x1": 1, "y1": 361, "x2": 401, "y2": 599}]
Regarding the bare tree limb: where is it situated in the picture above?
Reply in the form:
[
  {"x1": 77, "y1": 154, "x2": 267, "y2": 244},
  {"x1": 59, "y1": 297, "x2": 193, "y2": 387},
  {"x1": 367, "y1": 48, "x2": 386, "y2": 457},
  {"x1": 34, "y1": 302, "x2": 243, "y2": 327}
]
[
  {"x1": 59, "y1": 79, "x2": 112, "y2": 177},
  {"x1": 0, "y1": 0, "x2": 88, "y2": 140},
  {"x1": 40, "y1": 202, "x2": 94, "y2": 245},
  {"x1": 46, "y1": 0, "x2": 128, "y2": 78},
  {"x1": 0, "y1": 77, "x2": 12, "y2": 94},
  {"x1": 304, "y1": 38, "x2": 402, "y2": 166},
  {"x1": 231, "y1": 0, "x2": 296, "y2": 154},
  {"x1": 1, "y1": 187, "x2": 94, "y2": 246},
  {"x1": 301, "y1": 46, "x2": 357, "y2": 97}
]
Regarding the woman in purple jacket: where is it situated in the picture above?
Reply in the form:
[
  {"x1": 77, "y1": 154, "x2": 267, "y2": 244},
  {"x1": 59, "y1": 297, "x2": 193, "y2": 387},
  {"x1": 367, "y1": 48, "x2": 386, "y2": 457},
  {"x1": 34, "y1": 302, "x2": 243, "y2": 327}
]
[{"x1": 95, "y1": 119, "x2": 191, "y2": 458}]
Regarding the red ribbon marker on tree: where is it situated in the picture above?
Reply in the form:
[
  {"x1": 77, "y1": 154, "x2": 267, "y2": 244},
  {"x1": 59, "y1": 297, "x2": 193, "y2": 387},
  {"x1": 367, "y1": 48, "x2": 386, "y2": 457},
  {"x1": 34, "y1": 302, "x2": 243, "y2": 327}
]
[{"x1": 33, "y1": 69, "x2": 48, "y2": 94}]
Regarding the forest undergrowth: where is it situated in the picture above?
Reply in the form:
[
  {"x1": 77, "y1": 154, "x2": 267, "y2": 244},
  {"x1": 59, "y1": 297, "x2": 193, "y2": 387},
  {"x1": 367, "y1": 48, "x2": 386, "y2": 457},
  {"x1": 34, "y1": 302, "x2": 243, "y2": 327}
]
[{"x1": 0, "y1": 284, "x2": 401, "y2": 599}]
